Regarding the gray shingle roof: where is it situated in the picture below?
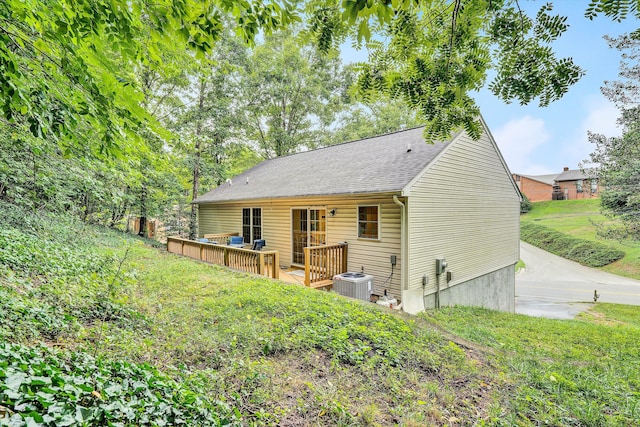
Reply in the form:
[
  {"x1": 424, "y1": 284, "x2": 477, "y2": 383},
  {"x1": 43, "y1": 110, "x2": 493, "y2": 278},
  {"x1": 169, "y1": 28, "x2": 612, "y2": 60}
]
[
  {"x1": 520, "y1": 173, "x2": 558, "y2": 185},
  {"x1": 193, "y1": 127, "x2": 452, "y2": 203},
  {"x1": 554, "y1": 169, "x2": 597, "y2": 182}
]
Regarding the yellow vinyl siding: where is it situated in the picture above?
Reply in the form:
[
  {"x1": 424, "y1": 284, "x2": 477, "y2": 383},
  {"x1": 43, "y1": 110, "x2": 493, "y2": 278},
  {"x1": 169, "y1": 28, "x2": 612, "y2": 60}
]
[
  {"x1": 197, "y1": 194, "x2": 403, "y2": 298},
  {"x1": 406, "y1": 130, "x2": 520, "y2": 294},
  {"x1": 198, "y1": 205, "x2": 242, "y2": 238}
]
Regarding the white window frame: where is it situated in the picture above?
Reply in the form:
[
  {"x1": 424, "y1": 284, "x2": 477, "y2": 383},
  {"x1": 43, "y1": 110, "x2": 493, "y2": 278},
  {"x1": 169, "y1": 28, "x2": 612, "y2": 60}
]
[
  {"x1": 357, "y1": 205, "x2": 380, "y2": 240},
  {"x1": 242, "y1": 207, "x2": 262, "y2": 243}
]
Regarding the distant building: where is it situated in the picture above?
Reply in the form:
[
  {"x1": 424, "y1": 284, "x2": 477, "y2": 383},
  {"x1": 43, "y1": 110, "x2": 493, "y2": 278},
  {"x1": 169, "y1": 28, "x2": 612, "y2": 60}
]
[
  {"x1": 553, "y1": 167, "x2": 600, "y2": 200},
  {"x1": 513, "y1": 167, "x2": 600, "y2": 202},
  {"x1": 512, "y1": 173, "x2": 557, "y2": 202}
]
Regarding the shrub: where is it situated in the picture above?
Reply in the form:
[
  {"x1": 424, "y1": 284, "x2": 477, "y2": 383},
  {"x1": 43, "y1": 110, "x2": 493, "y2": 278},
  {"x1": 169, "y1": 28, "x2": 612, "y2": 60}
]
[
  {"x1": 520, "y1": 193, "x2": 532, "y2": 214},
  {"x1": 566, "y1": 242, "x2": 627, "y2": 267},
  {"x1": 0, "y1": 343, "x2": 239, "y2": 426},
  {"x1": 521, "y1": 222, "x2": 625, "y2": 267}
]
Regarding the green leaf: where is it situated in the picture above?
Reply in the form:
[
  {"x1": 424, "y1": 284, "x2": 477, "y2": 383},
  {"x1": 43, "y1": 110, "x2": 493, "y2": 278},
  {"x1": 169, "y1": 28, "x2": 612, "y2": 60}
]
[
  {"x1": 5, "y1": 371, "x2": 28, "y2": 390},
  {"x1": 357, "y1": 19, "x2": 371, "y2": 44},
  {"x1": 29, "y1": 376, "x2": 52, "y2": 386}
]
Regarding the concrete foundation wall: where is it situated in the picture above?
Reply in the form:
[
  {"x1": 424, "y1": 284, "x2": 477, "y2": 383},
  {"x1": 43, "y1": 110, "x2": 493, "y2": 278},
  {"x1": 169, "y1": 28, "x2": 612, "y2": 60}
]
[{"x1": 402, "y1": 264, "x2": 515, "y2": 314}]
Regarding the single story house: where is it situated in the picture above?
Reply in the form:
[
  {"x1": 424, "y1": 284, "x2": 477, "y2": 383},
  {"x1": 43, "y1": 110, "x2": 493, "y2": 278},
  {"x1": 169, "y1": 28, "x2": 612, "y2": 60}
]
[
  {"x1": 514, "y1": 167, "x2": 600, "y2": 202},
  {"x1": 193, "y1": 119, "x2": 520, "y2": 314},
  {"x1": 554, "y1": 167, "x2": 600, "y2": 200},
  {"x1": 512, "y1": 173, "x2": 557, "y2": 202}
]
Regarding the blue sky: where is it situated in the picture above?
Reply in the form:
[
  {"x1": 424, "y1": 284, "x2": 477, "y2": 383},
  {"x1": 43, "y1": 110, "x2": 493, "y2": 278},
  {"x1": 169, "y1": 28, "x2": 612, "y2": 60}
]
[
  {"x1": 478, "y1": 1, "x2": 640, "y2": 175},
  {"x1": 342, "y1": 1, "x2": 639, "y2": 175}
]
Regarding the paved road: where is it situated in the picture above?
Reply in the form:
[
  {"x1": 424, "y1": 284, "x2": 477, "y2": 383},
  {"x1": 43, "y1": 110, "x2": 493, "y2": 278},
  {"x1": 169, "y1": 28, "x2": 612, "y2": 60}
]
[{"x1": 515, "y1": 241, "x2": 640, "y2": 319}]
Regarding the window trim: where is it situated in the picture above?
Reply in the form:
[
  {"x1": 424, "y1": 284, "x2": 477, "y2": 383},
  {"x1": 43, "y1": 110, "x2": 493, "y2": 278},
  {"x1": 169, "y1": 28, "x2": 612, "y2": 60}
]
[
  {"x1": 242, "y1": 207, "x2": 262, "y2": 243},
  {"x1": 357, "y1": 205, "x2": 380, "y2": 241}
]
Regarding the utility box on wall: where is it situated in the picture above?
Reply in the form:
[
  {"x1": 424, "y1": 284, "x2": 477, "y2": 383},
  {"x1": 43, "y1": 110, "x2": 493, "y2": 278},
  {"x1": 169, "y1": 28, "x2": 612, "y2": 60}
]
[{"x1": 435, "y1": 258, "x2": 448, "y2": 275}]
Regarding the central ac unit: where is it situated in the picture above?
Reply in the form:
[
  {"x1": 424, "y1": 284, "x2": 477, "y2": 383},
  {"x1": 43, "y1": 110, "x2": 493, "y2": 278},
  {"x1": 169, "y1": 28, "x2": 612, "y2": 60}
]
[{"x1": 332, "y1": 272, "x2": 373, "y2": 301}]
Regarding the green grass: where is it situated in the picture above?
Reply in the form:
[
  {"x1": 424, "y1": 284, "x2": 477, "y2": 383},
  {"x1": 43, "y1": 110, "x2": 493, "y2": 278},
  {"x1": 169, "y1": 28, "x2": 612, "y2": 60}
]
[
  {"x1": 520, "y1": 222, "x2": 624, "y2": 267},
  {"x1": 521, "y1": 200, "x2": 640, "y2": 279},
  {"x1": 108, "y1": 244, "x2": 493, "y2": 425},
  {"x1": 422, "y1": 305, "x2": 640, "y2": 426},
  {"x1": 522, "y1": 200, "x2": 606, "y2": 240},
  {"x1": 2, "y1": 201, "x2": 640, "y2": 426}
]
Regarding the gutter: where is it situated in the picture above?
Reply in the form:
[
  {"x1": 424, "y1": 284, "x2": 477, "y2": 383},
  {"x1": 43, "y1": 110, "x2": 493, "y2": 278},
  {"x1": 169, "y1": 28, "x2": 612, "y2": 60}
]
[{"x1": 393, "y1": 195, "x2": 408, "y2": 299}]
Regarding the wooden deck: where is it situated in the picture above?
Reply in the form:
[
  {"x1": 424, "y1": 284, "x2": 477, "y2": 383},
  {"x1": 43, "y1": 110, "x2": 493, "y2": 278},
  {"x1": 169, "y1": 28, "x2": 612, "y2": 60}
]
[
  {"x1": 167, "y1": 237, "x2": 279, "y2": 279},
  {"x1": 166, "y1": 238, "x2": 347, "y2": 289}
]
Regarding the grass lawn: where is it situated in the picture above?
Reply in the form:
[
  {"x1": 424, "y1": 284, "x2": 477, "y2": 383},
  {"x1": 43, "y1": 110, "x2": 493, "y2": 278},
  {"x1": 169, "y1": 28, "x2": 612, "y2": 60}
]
[
  {"x1": 422, "y1": 304, "x2": 640, "y2": 426},
  {"x1": 2, "y1": 202, "x2": 639, "y2": 426},
  {"x1": 71, "y1": 242, "x2": 640, "y2": 425},
  {"x1": 521, "y1": 200, "x2": 640, "y2": 279}
]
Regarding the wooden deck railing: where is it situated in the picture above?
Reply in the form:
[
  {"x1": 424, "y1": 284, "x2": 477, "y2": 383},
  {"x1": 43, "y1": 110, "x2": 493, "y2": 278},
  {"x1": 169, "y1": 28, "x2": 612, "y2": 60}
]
[
  {"x1": 304, "y1": 243, "x2": 348, "y2": 287},
  {"x1": 167, "y1": 237, "x2": 279, "y2": 279}
]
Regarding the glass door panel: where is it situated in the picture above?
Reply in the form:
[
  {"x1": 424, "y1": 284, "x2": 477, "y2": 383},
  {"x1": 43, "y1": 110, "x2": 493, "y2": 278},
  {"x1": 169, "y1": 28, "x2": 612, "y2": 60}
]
[
  {"x1": 309, "y1": 209, "x2": 326, "y2": 246},
  {"x1": 291, "y1": 208, "x2": 326, "y2": 265},
  {"x1": 292, "y1": 209, "x2": 307, "y2": 265}
]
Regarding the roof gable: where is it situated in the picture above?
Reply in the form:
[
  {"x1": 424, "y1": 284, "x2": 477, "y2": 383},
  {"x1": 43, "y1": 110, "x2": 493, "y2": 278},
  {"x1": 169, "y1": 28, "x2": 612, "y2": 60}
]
[
  {"x1": 402, "y1": 116, "x2": 521, "y2": 199},
  {"x1": 194, "y1": 127, "x2": 451, "y2": 203}
]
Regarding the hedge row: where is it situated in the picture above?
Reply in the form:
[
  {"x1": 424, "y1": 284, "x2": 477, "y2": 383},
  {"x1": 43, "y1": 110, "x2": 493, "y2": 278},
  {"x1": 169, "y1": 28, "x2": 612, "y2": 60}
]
[{"x1": 521, "y1": 222, "x2": 625, "y2": 267}]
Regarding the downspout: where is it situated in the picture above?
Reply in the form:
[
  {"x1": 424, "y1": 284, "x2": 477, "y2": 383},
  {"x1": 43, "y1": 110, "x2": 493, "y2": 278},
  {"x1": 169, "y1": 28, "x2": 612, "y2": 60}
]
[
  {"x1": 393, "y1": 195, "x2": 407, "y2": 306},
  {"x1": 435, "y1": 273, "x2": 441, "y2": 309}
]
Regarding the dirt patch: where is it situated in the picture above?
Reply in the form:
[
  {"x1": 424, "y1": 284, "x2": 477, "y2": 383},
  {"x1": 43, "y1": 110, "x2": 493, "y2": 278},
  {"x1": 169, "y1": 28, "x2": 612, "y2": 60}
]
[
  {"x1": 580, "y1": 308, "x2": 626, "y2": 326},
  {"x1": 231, "y1": 348, "x2": 503, "y2": 426}
]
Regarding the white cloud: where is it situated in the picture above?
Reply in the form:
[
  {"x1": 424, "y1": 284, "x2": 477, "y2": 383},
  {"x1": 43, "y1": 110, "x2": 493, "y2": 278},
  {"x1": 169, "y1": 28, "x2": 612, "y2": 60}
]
[
  {"x1": 561, "y1": 96, "x2": 621, "y2": 167},
  {"x1": 583, "y1": 99, "x2": 621, "y2": 136},
  {"x1": 492, "y1": 116, "x2": 553, "y2": 175}
]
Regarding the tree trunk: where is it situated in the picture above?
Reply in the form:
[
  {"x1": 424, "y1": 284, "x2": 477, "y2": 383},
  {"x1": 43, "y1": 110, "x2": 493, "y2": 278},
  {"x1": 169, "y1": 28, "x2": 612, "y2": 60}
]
[
  {"x1": 188, "y1": 78, "x2": 207, "y2": 240},
  {"x1": 138, "y1": 185, "x2": 147, "y2": 237},
  {"x1": 81, "y1": 192, "x2": 90, "y2": 223},
  {"x1": 189, "y1": 142, "x2": 200, "y2": 240}
]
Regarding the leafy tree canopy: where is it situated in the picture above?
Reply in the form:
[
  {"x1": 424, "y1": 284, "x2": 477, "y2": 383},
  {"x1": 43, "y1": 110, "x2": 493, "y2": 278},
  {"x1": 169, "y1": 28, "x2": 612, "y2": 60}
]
[
  {"x1": 306, "y1": 0, "x2": 587, "y2": 141},
  {"x1": 588, "y1": 33, "x2": 640, "y2": 237},
  {"x1": 239, "y1": 29, "x2": 350, "y2": 158},
  {"x1": 0, "y1": 0, "x2": 636, "y2": 153},
  {"x1": 0, "y1": 0, "x2": 296, "y2": 154}
]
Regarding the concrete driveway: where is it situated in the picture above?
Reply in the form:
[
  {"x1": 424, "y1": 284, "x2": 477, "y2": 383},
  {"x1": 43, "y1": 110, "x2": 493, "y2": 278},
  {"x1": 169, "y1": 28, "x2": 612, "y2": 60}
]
[{"x1": 516, "y1": 241, "x2": 640, "y2": 319}]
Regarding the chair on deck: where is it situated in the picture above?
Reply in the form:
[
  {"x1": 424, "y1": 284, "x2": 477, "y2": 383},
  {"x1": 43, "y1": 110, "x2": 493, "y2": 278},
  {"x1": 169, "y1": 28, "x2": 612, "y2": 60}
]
[
  {"x1": 228, "y1": 236, "x2": 245, "y2": 248},
  {"x1": 251, "y1": 239, "x2": 266, "y2": 251}
]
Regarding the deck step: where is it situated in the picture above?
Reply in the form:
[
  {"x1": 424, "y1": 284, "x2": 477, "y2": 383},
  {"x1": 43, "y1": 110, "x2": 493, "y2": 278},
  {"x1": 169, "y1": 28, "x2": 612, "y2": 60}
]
[{"x1": 308, "y1": 279, "x2": 333, "y2": 289}]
